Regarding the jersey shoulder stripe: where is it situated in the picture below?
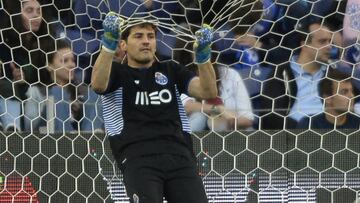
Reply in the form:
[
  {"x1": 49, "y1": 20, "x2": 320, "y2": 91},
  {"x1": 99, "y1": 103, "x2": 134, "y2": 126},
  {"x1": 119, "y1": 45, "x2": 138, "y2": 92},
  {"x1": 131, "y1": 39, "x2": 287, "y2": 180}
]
[{"x1": 101, "y1": 87, "x2": 124, "y2": 136}]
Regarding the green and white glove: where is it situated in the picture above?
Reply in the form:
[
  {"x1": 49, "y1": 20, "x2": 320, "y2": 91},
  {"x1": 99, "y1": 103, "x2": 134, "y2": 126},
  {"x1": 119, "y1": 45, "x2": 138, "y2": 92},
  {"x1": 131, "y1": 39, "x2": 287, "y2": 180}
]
[
  {"x1": 193, "y1": 24, "x2": 214, "y2": 64},
  {"x1": 101, "y1": 12, "x2": 125, "y2": 53}
]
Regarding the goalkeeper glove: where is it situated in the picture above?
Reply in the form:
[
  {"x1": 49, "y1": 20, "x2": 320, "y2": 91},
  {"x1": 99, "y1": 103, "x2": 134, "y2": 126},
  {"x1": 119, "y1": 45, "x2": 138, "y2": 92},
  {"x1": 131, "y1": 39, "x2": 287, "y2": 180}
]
[
  {"x1": 194, "y1": 24, "x2": 213, "y2": 64},
  {"x1": 101, "y1": 12, "x2": 124, "y2": 52}
]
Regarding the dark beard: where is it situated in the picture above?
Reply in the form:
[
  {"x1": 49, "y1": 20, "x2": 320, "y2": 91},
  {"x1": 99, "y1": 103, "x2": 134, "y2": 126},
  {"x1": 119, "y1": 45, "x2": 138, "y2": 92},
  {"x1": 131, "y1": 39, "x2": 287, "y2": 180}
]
[{"x1": 134, "y1": 57, "x2": 152, "y2": 65}]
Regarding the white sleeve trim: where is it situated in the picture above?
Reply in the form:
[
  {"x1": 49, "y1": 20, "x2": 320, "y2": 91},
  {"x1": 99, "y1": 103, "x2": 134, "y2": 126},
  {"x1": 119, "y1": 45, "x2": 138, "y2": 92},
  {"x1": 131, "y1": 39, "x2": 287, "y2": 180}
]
[
  {"x1": 180, "y1": 93, "x2": 195, "y2": 106},
  {"x1": 101, "y1": 45, "x2": 116, "y2": 54}
]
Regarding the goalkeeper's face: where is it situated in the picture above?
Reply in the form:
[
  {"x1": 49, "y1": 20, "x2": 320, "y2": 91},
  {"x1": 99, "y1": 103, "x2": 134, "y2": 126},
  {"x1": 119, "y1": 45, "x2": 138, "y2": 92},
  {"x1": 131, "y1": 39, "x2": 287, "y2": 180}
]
[
  {"x1": 21, "y1": 0, "x2": 42, "y2": 32},
  {"x1": 121, "y1": 24, "x2": 157, "y2": 68}
]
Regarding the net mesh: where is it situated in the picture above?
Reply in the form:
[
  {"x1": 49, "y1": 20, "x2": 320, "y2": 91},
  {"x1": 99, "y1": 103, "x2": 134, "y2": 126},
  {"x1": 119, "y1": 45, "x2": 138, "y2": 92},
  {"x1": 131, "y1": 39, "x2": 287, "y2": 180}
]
[{"x1": 0, "y1": 0, "x2": 360, "y2": 202}]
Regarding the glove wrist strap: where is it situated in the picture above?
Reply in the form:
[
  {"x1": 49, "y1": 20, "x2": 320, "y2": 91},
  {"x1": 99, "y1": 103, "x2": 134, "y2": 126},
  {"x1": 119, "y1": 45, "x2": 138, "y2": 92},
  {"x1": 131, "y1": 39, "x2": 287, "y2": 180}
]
[
  {"x1": 102, "y1": 45, "x2": 116, "y2": 54},
  {"x1": 194, "y1": 58, "x2": 210, "y2": 65}
]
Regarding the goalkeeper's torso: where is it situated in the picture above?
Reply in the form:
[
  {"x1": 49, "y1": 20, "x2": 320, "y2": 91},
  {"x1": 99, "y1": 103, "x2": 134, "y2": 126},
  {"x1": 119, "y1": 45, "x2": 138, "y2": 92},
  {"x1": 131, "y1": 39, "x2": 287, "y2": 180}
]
[{"x1": 101, "y1": 61, "x2": 195, "y2": 161}]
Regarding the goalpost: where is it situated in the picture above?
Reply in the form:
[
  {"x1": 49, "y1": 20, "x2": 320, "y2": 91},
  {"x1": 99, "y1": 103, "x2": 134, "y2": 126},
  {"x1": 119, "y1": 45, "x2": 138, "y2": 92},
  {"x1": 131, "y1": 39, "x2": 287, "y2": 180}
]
[{"x1": 0, "y1": 0, "x2": 359, "y2": 202}]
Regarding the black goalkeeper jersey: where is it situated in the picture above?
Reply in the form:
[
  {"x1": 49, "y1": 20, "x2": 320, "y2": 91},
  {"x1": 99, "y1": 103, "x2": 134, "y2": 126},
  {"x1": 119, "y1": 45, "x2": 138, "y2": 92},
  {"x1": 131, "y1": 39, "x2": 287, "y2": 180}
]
[{"x1": 98, "y1": 61, "x2": 196, "y2": 161}]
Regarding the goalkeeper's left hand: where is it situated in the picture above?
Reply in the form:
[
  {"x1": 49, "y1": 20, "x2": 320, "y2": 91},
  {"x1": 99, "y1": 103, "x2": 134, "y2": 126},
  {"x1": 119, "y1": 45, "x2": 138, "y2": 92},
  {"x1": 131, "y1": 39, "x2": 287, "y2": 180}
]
[{"x1": 194, "y1": 24, "x2": 213, "y2": 64}]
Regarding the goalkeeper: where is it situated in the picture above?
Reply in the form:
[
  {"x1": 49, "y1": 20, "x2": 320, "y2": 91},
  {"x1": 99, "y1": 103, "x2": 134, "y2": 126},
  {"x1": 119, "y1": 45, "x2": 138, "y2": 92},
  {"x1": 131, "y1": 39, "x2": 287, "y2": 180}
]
[{"x1": 91, "y1": 12, "x2": 217, "y2": 203}]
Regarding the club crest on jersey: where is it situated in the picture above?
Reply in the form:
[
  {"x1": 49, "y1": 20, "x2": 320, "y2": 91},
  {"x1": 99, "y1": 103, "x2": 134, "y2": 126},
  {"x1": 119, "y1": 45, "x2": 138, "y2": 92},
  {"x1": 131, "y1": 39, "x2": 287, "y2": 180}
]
[{"x1": 155, "y1": 72, "x2": 168, "y2": 85}]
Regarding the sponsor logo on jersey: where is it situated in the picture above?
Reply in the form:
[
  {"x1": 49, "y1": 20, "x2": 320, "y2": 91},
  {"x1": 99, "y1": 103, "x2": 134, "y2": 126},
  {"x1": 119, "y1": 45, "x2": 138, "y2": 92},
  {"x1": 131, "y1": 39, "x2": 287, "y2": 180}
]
[
  {"x1": 154, "y1": 72, "x2": 168, "y2": 85},
  {"x1": 135, "y1": 89, "x2": 172, "y2": 105}
]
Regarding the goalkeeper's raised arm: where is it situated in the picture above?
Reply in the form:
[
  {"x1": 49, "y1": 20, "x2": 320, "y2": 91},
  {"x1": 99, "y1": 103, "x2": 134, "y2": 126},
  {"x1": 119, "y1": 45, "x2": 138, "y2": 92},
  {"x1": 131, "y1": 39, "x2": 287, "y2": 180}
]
[
  {"x1": 188, "y1": 24, "x2": 218, "y2": 100},
  {"x1": 91, "y1": 12, "x2": 124, "y2": 93}
]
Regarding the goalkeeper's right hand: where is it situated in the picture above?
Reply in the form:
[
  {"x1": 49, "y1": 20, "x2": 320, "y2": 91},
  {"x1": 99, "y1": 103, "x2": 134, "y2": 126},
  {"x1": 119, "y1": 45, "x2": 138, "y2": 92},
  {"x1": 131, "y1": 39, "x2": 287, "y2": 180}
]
[{"x1": 101, "y1": 12, "x2": 124, "y2": 52}]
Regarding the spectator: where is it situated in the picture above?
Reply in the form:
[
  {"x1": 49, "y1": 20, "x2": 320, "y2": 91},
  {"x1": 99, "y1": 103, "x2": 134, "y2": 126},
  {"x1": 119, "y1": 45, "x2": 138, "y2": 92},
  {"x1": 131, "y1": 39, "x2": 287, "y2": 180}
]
[
  {"x1": 218, "y1": 0, "x2": 265, "y2": 69},
  {"x1": 260, "y1": 20, "x2": 333, "y2": 130},
  {"x1": 39, "y1": 39, "x2": 103, "y2": 134},
  {"x1": 180, "y1": 63, "x2": 254, "y2": 132},
  {"x1": 343, "y1": 0, "x2": 360, "y2": 46},
  {"x1": 261, "y1": 1, "x2": 343, "y2": 65},
  {"x1": 231, "y1": 24, "x2": 273, "y2": 94},
  {"x1": 180, "y1": 94, "x2": 223, "y2": 132},
  {"x1": 0, "y1": 0, "x2": 56, "y2": 132},
  {"x1": 213, "y1": 0, "x2": 263, "y2": 55},
  {"x1": 342, "y1": 0, "x2": 360, "y2": 71},
  {"x1": 210, "y1": 64, "x2": 254, "y2": 131},
  {"x1": 209, "y1": 0, "x2": 272, "y2": 129},
  {"x1": 259, "y1": 0, "x2": 311, "y2": 65},
  {"x1": 174, "y1": 39, "x2": 254, "y2": 131},
  {"x1": 297, "y1": 69, "x2": 360, "y2": 133}
]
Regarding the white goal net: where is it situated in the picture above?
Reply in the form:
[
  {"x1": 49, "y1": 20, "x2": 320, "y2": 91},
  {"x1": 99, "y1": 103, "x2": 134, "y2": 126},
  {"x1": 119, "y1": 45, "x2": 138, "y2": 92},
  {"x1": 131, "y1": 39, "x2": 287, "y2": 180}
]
[{"x1": 1, "y1": 0, "x2": 360, "y2": 202}]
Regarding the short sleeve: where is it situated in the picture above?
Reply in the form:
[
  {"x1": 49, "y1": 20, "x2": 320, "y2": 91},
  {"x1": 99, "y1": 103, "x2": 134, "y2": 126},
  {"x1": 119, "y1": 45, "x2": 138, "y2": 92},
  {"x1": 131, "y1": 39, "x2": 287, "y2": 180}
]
[
  {"x1": 180, "y1": 93, "x2": 195, "y2": 106},
  {"x1": 94, "y1": 62, "x2": 122, "y2": 95}
]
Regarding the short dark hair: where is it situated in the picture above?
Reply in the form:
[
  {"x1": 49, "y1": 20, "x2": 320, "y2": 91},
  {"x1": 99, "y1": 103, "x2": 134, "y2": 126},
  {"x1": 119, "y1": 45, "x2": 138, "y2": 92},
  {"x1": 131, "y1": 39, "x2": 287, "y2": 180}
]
[
  {"x1": 319, "y1": 69, "x2": 352, "y2": 98},
  {"x1": 40, "y1": 39, "x2": 72, "y2": 85},
  {"x1": 121, "y1": 22, "x2": 157, "y2": 41},
  {"x1": 296, "y1": 16, "x2": 332, "y2": 44}
]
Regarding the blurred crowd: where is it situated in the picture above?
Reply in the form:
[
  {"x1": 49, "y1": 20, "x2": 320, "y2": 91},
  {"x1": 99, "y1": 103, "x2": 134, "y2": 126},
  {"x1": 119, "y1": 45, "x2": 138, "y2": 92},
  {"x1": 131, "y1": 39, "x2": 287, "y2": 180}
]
[{"x1": 1, "y1": 0, "x2": 360, "y2": 134}]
